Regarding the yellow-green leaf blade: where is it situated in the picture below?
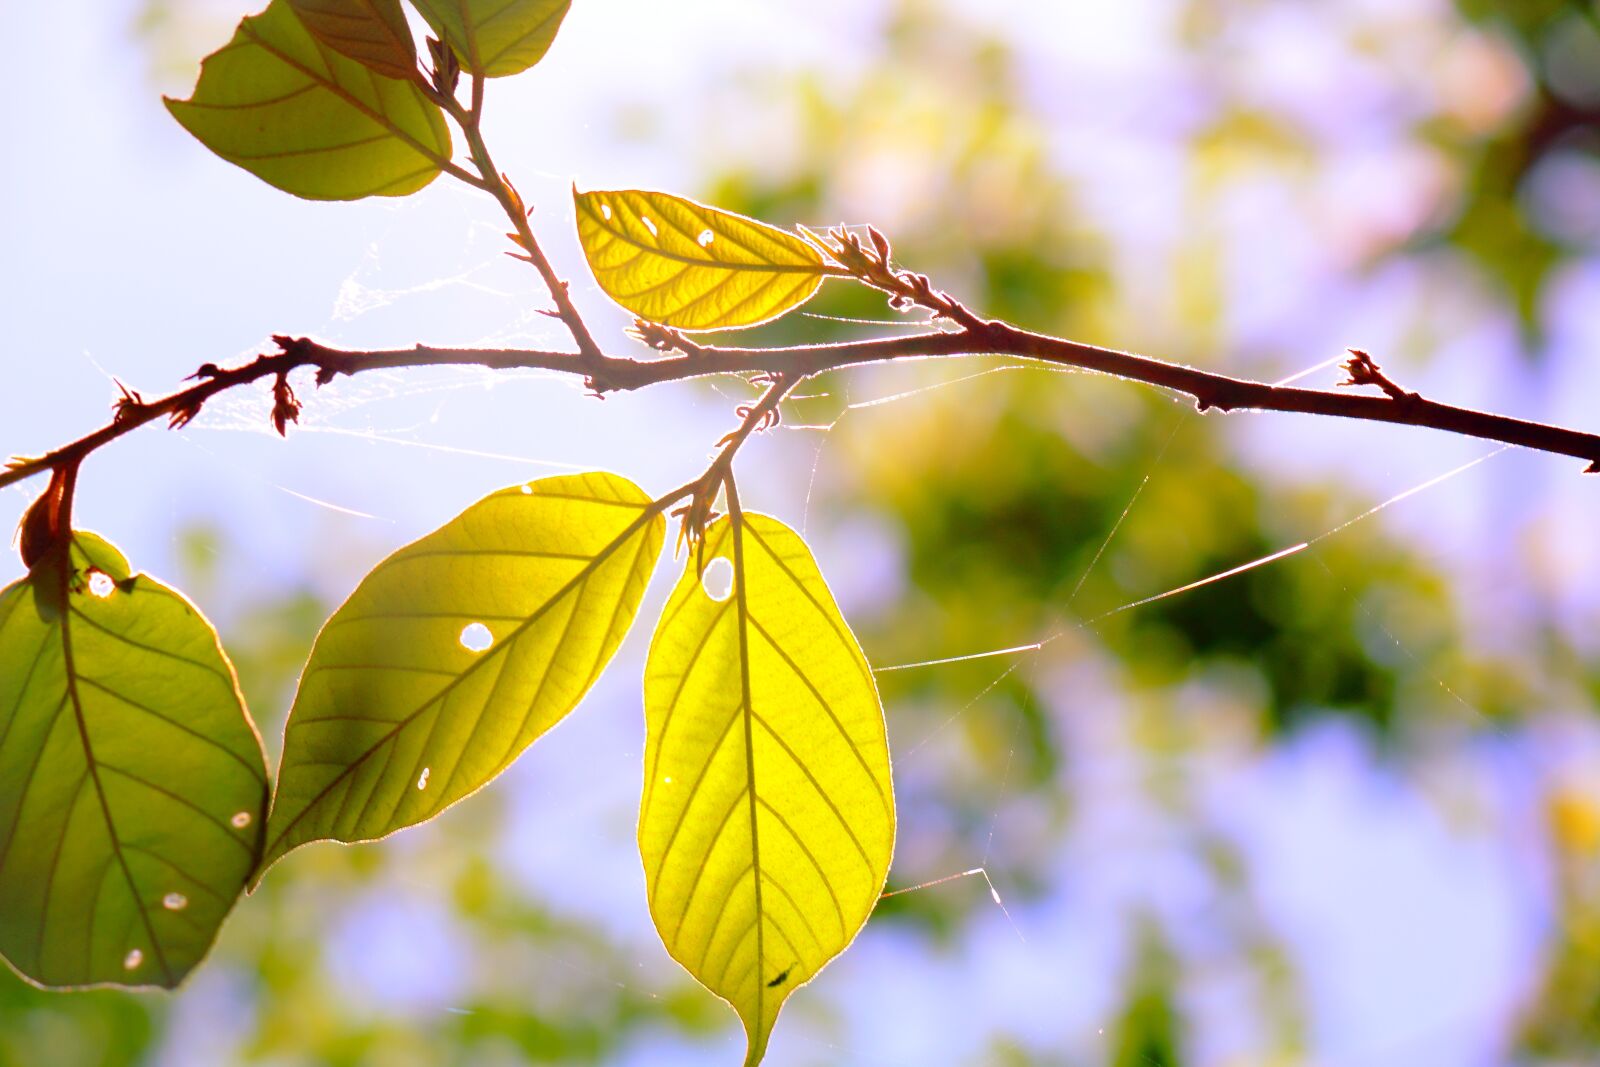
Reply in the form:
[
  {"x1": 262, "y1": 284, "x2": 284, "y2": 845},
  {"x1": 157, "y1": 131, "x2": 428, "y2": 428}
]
[
  {"x1": 641, "y1": 514, "x2": 895, "y2": 1065},
  {"x1": 0, "y1": 534, "x2": 268, "y2": 990},
  {"x1": 408, "y1": 0, "x2": 570, "y2": 77},
  {"x1": 288, "y1": 0, "x2": 419, "y2": 80},
  {"x1": 575, "y1": 188, "x2": 832, "y2": 332},
  {"x1": 260, "y1": 473, "x2": 665, "y2": 881},
  {"x1": 166, "y1": 0, "x2": 451, "y2": 201}
]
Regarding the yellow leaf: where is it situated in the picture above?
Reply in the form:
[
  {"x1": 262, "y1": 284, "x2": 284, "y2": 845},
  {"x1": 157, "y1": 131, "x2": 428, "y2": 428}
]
[
  {"x1": 574, "y1": 188, "x2": 834, "y2": 332},
  {"x1": 641, "y1": 514, "x2": 895, "y2": 1065},
  {"x1": 259, "y1": 473, "x2": 664, "y2": 882}
]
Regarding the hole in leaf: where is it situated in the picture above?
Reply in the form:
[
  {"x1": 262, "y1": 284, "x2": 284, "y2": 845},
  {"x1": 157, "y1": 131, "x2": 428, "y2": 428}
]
[
  {"x1": 641, "y1": 215, "x2": 658, "y2": 238},
  {"x1": 698, "y1": 229, "x2": 715, "y2": 247},
  {"x1": 459, "y1": 622, "x2": 494, "y2": 652},
  {"x1": 123, "y1": 949, "x2": 143, "y2": 971},
  {"x1": 163, "y1": 892, "x2": 188, "y2": 912},
  {"x1": 520, "y1": 484, "x2": 533, "y2": 495},
  {"x1": 702, "y1": 557, "x2": 734, "y2": 602},
  {"x1": 600, "y1": 203, "x2": 612, "y2": 221},
  {"x1": 231, "y1": 811, "x2": 252, "y2": 829},
  {"x1": 417, "y1": 767, "x2": 431, "y2": 790},
  {"x1": 87, "y1": 569, "x2": 115, "y2": 598}
]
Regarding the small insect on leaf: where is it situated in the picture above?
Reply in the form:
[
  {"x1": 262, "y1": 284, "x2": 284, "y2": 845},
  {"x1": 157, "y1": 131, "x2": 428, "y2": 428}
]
[{"x1": 574, "y1": 189, "x2": 835, "y2": 332}]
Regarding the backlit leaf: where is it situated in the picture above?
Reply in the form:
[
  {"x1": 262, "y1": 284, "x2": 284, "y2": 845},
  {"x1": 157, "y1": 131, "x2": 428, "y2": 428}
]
[
  {"x1": 641, "y1": 514, "x2": 895, "y2": 1065},
  {"x1": 0, "y1": 534, "x2": 268, "y2": 990},
  {"x1": 574, "y1": 188, "x2": 833, "y2": 332},
  {"x1": 166, "y1": 0, "x2": 451, "y2": 201},
  {"x1": 259, "y1": 473, "x2": 664, "y2": 881},
  {"x1": 288, "y1": 0, "x2": 419, "y2": 80},
  {"x1": 408, "y1": 0, "x2": 570, "y2": 77}
]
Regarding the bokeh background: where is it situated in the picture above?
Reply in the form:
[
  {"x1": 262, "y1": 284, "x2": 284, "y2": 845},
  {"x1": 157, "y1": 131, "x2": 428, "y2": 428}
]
[{"x1": 5, "y1": 0, "x2": 1600, "y2": 1064}]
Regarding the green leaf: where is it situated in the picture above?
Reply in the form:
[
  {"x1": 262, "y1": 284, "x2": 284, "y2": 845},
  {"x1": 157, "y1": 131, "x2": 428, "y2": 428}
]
[
  {"x1": 259, "y1": 473, "x2": 664, "y2": 882},
  {"x1": 640, "y1": 514, "x2": 895, "y2": 1066},
  {"x1": 407, "y1": 0, "x2": 570, "y2": 77},
  {"x1": 0, "y1": 533, "x2": 268, "y2": 990},
  {"x1": 288, "y1": 0, "x2": 419, "y2": 80},
  {"x1": 574, "y1": 188, "x2": 833, "y2": 332},
  {"x1": 165, "y1": 0, "x2": 452, "y2": 201}
]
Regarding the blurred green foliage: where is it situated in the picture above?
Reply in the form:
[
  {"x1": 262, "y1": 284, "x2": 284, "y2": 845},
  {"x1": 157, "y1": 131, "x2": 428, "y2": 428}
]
[{"x1": 12, "y1": 0, "x2": 1600, "y2": 1064}]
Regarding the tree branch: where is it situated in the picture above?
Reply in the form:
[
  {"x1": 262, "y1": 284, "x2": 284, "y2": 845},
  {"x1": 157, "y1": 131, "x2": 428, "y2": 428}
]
[{"x1": 9, "y1": 317, "x2": 1598, "y2": 503}]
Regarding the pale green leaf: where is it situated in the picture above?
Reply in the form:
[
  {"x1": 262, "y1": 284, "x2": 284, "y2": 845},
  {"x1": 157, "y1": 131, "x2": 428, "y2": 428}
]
[
  {"x1": 166, "y1": 0, "x2": 451, "y2": 201},
  {"x1": 288, "y1": 0, "x2": 419, "y2": 80},
  {"x1": 574, "y1": 188, "x2": 833, "y2": 332},
  {"x1": 259, "y1": 473, "x2": 664, "y2": 881},
  {"x1": 0, "y1": 534, "x2": 268, "y2": 990},
  {"x1": 408, "y1": 0, "x2": 570, "y2": 77},
  {"x1": 641, "y1": 514, "x2": 895, "y2": 1066}
]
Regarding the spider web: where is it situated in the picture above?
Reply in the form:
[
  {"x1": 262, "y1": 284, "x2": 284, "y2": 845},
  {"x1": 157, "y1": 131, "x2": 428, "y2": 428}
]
[{"x1": 773, "y1": 347, "x2": 1511, "y2": 961}]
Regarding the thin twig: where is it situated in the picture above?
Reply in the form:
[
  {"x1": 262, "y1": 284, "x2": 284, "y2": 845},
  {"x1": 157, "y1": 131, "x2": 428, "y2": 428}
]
[
  {"x1": 672, "y1": 373, "x2": 802, "y2": 569},
  {"x1": 440, "y1": 80, "x2": 603, "y2": 364}
]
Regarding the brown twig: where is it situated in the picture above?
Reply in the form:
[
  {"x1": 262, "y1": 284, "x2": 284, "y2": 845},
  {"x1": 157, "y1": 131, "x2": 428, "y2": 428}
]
[
  {"x1": 673, "y1": 373, "x2": 801, "y2": 572},
  {"x1": 8, "y1": 320, "x2": 1600, "y2": 497},
  {"x1": 432, "y1": 76, "x2": 604, "y2": 366}
]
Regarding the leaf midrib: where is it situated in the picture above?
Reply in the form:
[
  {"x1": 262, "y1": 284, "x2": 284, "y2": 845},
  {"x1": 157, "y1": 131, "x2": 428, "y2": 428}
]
[
  {"x1": 730, "y1": 509, "x2": 767, "y2": 1049},
  {"x1": 57, "y1": 567, "x2": 175, "y2": 987},
  {"x1": 261, "y1": 496, "x2": 659, "y2": 866},
  {"x1": 579, "y1": 196, "x2": 829, "y2": 275},
  {"x1": 231, "y1": 16, "x2": 447, "y2": 167}
]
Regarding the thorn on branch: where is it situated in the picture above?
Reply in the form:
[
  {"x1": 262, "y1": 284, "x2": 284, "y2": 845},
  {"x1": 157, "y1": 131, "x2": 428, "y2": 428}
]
[
  {"x1": 185, "y1": 363, "x2": 221, "y2": 382},
  {"x1": 168, "y1": 397, "x2": 204, "y2": 430},
  {"x1": 1340, "y1": 349, "x2": 1415, "y2": 403},
  {"x1": 501, "y1": 174, "x2": 528, "y2": 219},
  {"x1": 271, "y1": 373, "x2": 301, "y2": 437},
  {"x1": 112, "y1": 380, "x2": 146, "y2": 426}
]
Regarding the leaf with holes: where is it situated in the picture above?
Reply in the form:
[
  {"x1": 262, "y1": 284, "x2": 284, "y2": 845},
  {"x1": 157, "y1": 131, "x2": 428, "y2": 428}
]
[
  {"x1": 641, "y1": 513, "x2": 895, "y2": 1066},
  {"x1": 288, "y1": 0, "x2": 419, "y2": 80},
  {"x1": 166, "y1": 0, "x2": 451, "y2": 200},
  {"x1": 408, "y1": 0, "x2": 570, "y2": 78},
  {"x1": 0, "y1": 533, "x2": 268, "y2": 990},
  {"x1": 259, "y1": 472, "x2": 664, "y2": 883},
  {"x1": 574, "y1": 188, "x2": 835, "y2": 332}
]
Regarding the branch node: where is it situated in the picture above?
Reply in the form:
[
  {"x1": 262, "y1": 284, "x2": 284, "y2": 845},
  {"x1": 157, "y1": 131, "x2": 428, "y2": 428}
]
[
  {"x1": 112, "y1": 380, "x2": 147, "y2": 426},
  {"x1": 629, "y1": 319, "x2": 707, "y2": 359},
  {"x1": 1340, "y1": 348, "x2": 1415, "y2": 403}
]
